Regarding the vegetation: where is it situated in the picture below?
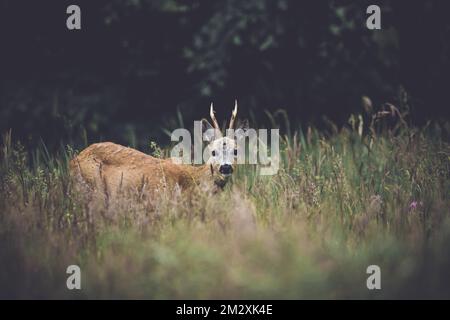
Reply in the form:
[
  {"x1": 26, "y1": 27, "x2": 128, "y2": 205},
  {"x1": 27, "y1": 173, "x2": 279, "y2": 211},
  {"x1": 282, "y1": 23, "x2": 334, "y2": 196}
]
[
  {"x1": 1, "y1": 0, "x2": 448, "y2": 300},
  {"x1": 1, "y1": 108, "x2": 449, "y2": 299},
  {"x1": 2, "y1": 0, "x2": 449, "y2": 149}
]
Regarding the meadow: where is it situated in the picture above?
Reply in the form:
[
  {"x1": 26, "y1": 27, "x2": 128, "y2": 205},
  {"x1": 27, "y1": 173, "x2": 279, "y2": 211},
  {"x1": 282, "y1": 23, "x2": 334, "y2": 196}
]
[{"x1": 0, "y1": 109, "x2": 449, "y2": 299}]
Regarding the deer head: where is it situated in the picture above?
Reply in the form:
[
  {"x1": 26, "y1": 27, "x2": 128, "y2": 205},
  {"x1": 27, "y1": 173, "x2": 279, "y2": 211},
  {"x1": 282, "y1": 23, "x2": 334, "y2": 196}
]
[{"x1": 202, "y1": 100, "x2": 246, "y2": 187}]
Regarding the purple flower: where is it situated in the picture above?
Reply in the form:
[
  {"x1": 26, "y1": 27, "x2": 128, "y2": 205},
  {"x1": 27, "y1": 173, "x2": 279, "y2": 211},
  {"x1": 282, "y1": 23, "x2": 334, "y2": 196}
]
[
  {"x1": 409, "y1": 201, "x2": 423, "y2": 211},
  {"x1": 409, "y1": 201, "x2": 418, "y2": 210}
]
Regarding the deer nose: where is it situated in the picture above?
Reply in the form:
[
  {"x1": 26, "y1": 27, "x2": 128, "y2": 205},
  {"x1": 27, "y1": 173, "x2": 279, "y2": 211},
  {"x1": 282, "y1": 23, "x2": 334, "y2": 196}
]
[{"x1": 219, "y1": 164, "x2": 233, "y2": 175}]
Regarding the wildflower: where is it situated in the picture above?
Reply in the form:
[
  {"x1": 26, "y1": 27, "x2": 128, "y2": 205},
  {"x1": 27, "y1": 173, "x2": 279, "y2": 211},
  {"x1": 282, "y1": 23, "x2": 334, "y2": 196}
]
[{"x1": 409, "y1": 200, "x2": 423, "y2": 211}]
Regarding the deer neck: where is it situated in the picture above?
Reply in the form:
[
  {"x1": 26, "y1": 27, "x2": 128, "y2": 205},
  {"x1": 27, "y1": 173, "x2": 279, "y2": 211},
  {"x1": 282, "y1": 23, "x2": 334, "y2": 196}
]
[{"x1": 186, "y1": 164, "x2": 229, "y2": 190}]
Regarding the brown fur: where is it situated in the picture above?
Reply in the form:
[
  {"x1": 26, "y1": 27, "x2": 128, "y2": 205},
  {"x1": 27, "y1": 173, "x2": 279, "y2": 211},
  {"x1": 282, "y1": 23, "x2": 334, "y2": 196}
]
[
  {"x1": 70, "y1": 103, "x2": 240, "y2": 201},
  {"x1": 69, "y1": 142, "x2": 220, "y2": 199}
]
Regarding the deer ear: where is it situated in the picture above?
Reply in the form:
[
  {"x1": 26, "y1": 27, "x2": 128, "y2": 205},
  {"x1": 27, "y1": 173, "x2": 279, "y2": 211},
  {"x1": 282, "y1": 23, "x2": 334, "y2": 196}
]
[
  {"x1": 235, "y1": 119, "x2": 250, "y2": 141},
  {"x1": 202, "y1": 119, "x2": 217, "y2": 142},
  {"x1": 236, "y1": 118, "x2": 249, "y2": 131}
]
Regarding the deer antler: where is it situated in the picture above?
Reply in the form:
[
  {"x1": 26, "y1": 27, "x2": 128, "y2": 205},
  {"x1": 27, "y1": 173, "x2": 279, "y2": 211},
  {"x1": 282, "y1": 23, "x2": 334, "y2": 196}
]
[
  {"x1": 210, "y1": 103, "x2": 220, "y2": 130},
  {"x1": 229, "y1": 100, "x2": 238, "y2": 129}
]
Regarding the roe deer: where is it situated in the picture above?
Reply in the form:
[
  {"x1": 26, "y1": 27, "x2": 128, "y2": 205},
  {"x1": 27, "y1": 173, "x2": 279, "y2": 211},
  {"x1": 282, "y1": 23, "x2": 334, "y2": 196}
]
[{"x1": 69, "y1": 102, "x2": 245, "y2": 200}]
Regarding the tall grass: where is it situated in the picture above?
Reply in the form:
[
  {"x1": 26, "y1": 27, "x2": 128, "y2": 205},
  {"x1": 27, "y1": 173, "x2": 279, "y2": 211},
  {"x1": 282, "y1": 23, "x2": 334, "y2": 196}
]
[{"x1": 0, "y1": 114, "x2": 449, "y2": 299}]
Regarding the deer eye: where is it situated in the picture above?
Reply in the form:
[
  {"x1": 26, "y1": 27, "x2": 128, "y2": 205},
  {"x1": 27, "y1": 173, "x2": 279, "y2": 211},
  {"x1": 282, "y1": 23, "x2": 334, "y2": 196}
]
[
  {"x1": 212, "y1": 150, "x2": 216, "y2": 157},
  {"x1": 234, "y1": 149, "x2": 238, "y2": 156}
]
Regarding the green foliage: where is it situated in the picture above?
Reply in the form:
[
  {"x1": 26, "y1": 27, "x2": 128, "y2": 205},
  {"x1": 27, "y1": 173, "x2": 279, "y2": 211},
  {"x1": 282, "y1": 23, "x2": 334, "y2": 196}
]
[
  {"x1": 0, "y1": 114, "x2": 449, "y2": 298},
  {"x1": 149, "y1": 140, "x2": 163, "y2": 158},
  {"x1": 2, "y1": 0, "x2": 424, "y2": 150}
]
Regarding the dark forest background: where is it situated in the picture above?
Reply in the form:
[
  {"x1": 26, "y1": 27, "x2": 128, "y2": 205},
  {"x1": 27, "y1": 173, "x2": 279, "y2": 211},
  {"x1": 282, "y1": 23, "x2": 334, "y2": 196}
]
[{"x1": 0, "y1": 0, "x2": 449, "y2": 150}]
